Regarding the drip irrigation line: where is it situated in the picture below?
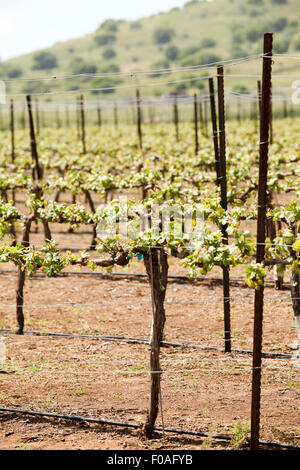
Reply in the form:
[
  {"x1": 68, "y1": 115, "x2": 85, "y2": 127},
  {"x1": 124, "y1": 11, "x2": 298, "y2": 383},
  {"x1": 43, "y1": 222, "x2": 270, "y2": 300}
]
[
  {"x1": 0, "y1": 329, "x2": 294, "y2": 360},
  {"x1": 0, "y1": 407, "x2": 299, "y2": 449}
]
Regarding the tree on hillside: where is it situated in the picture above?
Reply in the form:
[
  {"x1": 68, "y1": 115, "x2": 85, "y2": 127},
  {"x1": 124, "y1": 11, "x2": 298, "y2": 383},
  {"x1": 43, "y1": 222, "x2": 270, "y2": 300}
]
[
  {"x1": 180, "y1": 51, "x2": 221, "y2": 67},
  {"x1": 247, "y1": 0, "x2": 264, "y2": 5},
  {"x1": 70, "y1": 58, "x2": 97, "y2": 75},
  {"x1": 153, "y1": 27, "x2": 175, "y2": 44},
  {"x1": 102, "y1": 48, "x2": 117, "y2": 60},
  {"x1": 184, "y1": 0, "x2": 199, "y2": 7},
  {"x1": 130, "y1": 21, "x2": 143, "y2": 30},
  {"x1": 94, "y1": 33, "x2": 116, "y2": 47},
  {"x1": 271, "y1": 0, "x2": 287, "y2": 4},
  {"x1": 165, "y1": 46, "x2": 179, "y2": 61},
  {"x1": 292, "y1": 35, "x2": 300, "y2": 51},
  {"x1": 97, "y1": 19, "x2": 119, "y2": 32},
  {"x1": 274, "y1": 39, "x2": 289, "y2": 53},
  {"x1": 201, "y1": 38, "x2": 216, "y2": 49},
  {"x1": 32, "y1": 51, "x2": 58, "y2": 70},
  {"x1": 7, "y1": 67, "x2": 23, "y2": 78}
]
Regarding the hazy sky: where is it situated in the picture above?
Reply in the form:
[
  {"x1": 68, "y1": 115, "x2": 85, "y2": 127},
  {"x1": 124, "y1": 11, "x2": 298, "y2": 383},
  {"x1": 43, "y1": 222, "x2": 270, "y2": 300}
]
[{"x1": 0, "y1": 0, "x2": 188, "y2": 61}]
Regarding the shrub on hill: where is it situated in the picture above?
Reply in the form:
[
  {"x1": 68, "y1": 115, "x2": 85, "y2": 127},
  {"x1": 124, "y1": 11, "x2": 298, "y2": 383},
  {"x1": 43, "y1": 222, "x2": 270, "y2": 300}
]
[
  {"x1": 102, "y1": 48, "x2": 116, "y2": 60},
  {"x1": 32, "y1": 51, "x2": 58, "y2": 70},
  {"x1": 94, "y1": 33, "x2": 116, "y2": 47},
  {"x1": 153, "y1": 27, "x2": 175, "y2": 44},
  {"x1": 165, "y1": 46, "x2": 180, "y2": 61}
]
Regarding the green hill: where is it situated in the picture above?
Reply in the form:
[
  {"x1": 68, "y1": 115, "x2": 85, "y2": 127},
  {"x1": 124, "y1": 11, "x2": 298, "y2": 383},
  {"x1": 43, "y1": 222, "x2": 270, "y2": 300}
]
[{"x1": 1, "y1": 0, "x2": 300, "y2": 100}]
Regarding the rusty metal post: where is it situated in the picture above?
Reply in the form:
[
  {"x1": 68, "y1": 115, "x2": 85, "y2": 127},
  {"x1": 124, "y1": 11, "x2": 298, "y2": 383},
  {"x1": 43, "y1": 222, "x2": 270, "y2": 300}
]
[
  {"x1": 199, "y1": 100, "x2": 203, "y2": 133},
  {"x1": 76, "y1": 96, "x2": 80, "y2": 140},
  {"x1": 193, "y1": 93, "x2": 199, "y2": 155},
  {"x1": 10, "y1": 99, "x2": 15, "y2": 164},
  {"x1": 173, "y1": 93, "x2": 179, "y2": 142},
  {"x1": 250, "y1": 32, "x2": 273, "y2": 451},
  {"x1": 136, "y1": 89, "x2": 143, "y2": 149},
  {"x1": 217, "y1": 65, "x2": 231, "y2": 353},
  {"x1": 26, "y1": 95, "x2": 42, "y2": 181},
  {"x1": 208, "y1": 78, "x2": 220, "y2": 185},
  {"x1": 80, "y1": 94, "x2": 86, "y2": 154},
  {"x1": 237, "y1": 96, "x2": 241, "y2": 122},
  {"x1": 204, "y1": 98, "x2": 208, "y2": 137},
  {"x1": 97, "y1": 101, "x2": 102, "y2": 128},
  {"x1": 114, "y1": 101, "x2": 118, "y2": 130}
]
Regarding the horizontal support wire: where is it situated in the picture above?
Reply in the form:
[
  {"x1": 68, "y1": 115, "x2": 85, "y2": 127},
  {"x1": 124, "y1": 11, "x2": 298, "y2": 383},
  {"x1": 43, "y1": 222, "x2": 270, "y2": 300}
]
[
  {"x1": 3, "y1": 54, "x2": 262, "y2": 84},
  {"x1": 0, "y1": 365, "x2": 263, "y2": 374},
  {"x1": 1, "y1": 89, "x2": 295, "y2": 111},
  {"x1": 0, "y1": 330, "x2": 296, "y2": 359},
  {"x1": 7, "y1": 75, "x2": 214, "y2": 97},
  {"x1": 2, "y1": 52, "x2": 299, "y2": 87},
  {"x1": 8, "y1": 60, "x2": 300, "y2": 97},
  {"x1": 1, "y1": 355, "x2": 296, "y2": 367},
  {"x1": 0, "y1": 295, "x2": 298, "y2": 307},
  {"x1": 0, "y1": 270, "x2": 293, "y2": 288}
]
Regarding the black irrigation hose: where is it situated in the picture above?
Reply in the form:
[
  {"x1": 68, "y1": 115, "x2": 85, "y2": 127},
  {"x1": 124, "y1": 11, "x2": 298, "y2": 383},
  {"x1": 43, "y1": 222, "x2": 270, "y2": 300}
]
[
  {"x1": 0, "y1": 407, "x2": 299, "y2": 450},
  {"x1": 0, "y1": 329, "x2": 294, "y2": 360},
  {"x1": 0, "y1": 407, "x2": 139, "y2": 429}
]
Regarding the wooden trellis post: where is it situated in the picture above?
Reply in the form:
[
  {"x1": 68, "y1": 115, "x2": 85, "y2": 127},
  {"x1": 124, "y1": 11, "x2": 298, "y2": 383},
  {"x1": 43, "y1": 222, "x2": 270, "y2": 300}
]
[
  {"x1": 250, "y1": 32, "x2": 273, "y2": 451},
  {"x1": 143, "y1": 248, "x2": 168, "y2": 438}
]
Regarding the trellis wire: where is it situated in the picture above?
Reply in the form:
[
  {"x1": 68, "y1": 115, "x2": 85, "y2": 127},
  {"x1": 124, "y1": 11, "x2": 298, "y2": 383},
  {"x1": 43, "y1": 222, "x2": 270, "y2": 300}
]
[
  {"x1": 3, "y1": 52, "x2": 300, "y2": 85},
  {"x1": 0, "y1": 329, "x2": 295, "y2": 359},
  {"x1": 2, "y1": 54, "x2": 263, "y2": 84}
]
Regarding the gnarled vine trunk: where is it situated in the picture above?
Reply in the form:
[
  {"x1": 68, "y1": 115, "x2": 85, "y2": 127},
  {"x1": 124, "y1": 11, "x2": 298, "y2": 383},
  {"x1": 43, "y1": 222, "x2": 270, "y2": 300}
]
[
  {"x1": 289, "y1": 228, "x2": 300, "y2": 347},
  {"x1": 15, "y1": 216, "x2": 34, "y2": 335},
  {"x1": 143, "y1": 248, "x2": 168, "y2": 438},
  {"x1": 290, "y1": 266, "x2": 300, "y2": 346}
]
